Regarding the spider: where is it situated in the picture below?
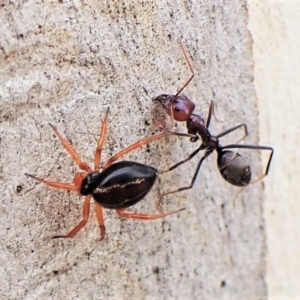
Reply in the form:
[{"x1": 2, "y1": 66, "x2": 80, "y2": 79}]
[{"x1": 25, "y1": 109, "x2": 184, "y2": 239}]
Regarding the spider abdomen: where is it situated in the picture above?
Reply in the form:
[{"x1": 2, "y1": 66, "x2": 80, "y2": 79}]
[{"x1": 80, "y1": 161, "x2": 157, "y2": 209}]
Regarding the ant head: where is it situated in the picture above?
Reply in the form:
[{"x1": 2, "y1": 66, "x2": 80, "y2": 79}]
[
  {"x1": 217, "y1": 150, "x2": 251, "y2": 187},
  {"x1": 186, "y1": 114, "x2": 205, "y2": 138},
  {"x1": 154, "y1": 94, "x2": 195, "y2": 122}
]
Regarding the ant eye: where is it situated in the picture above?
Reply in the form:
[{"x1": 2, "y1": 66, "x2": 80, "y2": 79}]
[{"x1": 174, "y1": 106, "x2": 180, "y2": 112}]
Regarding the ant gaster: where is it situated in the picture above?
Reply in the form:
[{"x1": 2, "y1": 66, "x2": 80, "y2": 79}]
[
  {"x1": 153, "y1": 43, "x2": 274, "y2": 202},
  {"x1": 25, "y1": 109, "x2": 184, "y2": 239}
]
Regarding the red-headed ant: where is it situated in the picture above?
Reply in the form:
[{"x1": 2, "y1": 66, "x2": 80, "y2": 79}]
[{"x1": 153, "y1": 43, "x2": 274, "y2": 204}]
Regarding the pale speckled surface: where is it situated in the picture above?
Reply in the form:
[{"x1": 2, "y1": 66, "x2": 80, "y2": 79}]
[
  {"x1": 248, "y1": 1, "x2": 300, "y2": 299},
  {"x1": 0, "y1": 1, "x2": 267, "y2": 299}
]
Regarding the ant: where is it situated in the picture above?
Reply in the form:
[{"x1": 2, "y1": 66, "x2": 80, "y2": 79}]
[
  {"x1": 25, "y1": 109, "x2": 184, "y2": 239},
  {"x1": 153, "y1": 43, "x2": 274, "y2": 203}
]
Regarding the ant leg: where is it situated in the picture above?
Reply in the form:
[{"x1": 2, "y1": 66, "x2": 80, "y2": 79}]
[
  {"x1": 216, "y1": 123, "x2": 248, "y2": 144},
  {"x1": 153, "y1": 116, "x2": 197, "y2": 139},
  {"x1": 53, "y1": 195, "x2": 91, "y2": 238},
  {"x1": 164, "y1": 131, "x2": 197, "y2": 139},
  {"x1": 232, "y1": 171, "x2": 271, "y2": 206},
  {"x1": 25, "y1": 173, "x2": 79, "y2": 192},
  {"x1": 232, "y1": 188, "x2": 246, "y2": 206},
  {"x1": 103, "y1": 132, "x2": 168, "y2": 169},
  {"x1": 205, "y1": 101, "x2": 214, "y2": 128},
  {"x1": 116, "y1": 206, "x2": 185, "y2": 220},
  {"x1": 175, "y1": 41, "x2": 194, "y2": 96},
  {"x1": 95, "y1": 203, "x2": 106, "y2": 240},
  {"x1": 232, "y1": 164, "x2": 273, "y2": 206},
  {"x1": 159, "y1": 146, "x2": 203, "y2": 173},
  {"x1": 49, "y1": 124, "x2": 92, "y2": 173},
  {"x1": 206, "y1": 101, "x2": 225, "y2": 129},
  {"x1": 157, "y1": 154, "x2": 210, "y2": 211},
  {"x1": 94, "y1": 109, "x2": 109, "y2": 172},
  {"x1": 221, "y1": 145, "x2": 274, "y2": 175},
  {"x1": 211, "y1": 100, "x2": 224, "y2": 123}
]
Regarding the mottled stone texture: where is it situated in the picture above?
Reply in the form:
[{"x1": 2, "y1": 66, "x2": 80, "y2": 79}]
[{"x1": 0, "y1": 1, "x2": 266, "y2": 299}]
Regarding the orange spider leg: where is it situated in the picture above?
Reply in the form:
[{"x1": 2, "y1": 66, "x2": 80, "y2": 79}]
[
  {"x1": 49, "y1": 123, "x2": 92, "y2": 173},
  {"x1": 73, "y1": 172, "x2": 87, "y2": 187},
  {"x1": 94, "y1": 109, "x2": 109, "y2": 172},
  {"x1": 53, "y1": 195, "x2": 91, "y2": 238},
  {"x1": 95, "y1": 203, "x2": 106, "y2": 240},
  {"x1": 25, "y1": 173, "x2": 79, "y2": 192},
  {"x1": 116, "y1": 207, "x2": 185, "y2": 220},
  {"x1": 103, "y1": 132, "x2": 168, "y2": 169}
]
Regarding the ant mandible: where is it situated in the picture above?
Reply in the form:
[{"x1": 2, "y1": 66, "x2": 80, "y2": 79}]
[
  {"x1": 153, "y1": 43, "x2": 274, "y2": 203},
  {"x1": 25, "y1": 109, "x2": 184, "y2": 239}
]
